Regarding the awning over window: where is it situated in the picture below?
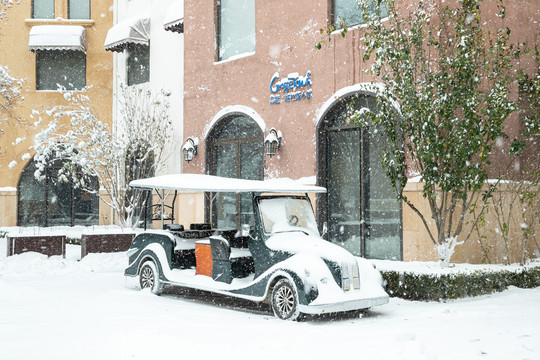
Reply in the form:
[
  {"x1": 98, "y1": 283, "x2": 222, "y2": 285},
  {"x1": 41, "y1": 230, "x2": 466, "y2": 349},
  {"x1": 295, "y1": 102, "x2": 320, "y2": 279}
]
[
  {"x1": 104, "y1": 16, "x2": 151, "y2": 52},
  {"x1": 28, "y1": 25, "x2": 86, "y2": 52},
  {"x1": 163, "y1": 1, "x2": 184, "y2": 33}
]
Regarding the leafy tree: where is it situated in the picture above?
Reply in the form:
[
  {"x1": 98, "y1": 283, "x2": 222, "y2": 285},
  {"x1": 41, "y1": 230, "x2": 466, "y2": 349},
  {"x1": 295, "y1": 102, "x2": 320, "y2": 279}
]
[
  {"x1": 513, "y1": 46, "x2": 540, "y2": 263},
  {"x1": 31, "y1": 85, "x2": 172, "y2": 228},
  {"x1": 320, "y1": 0, "x2": 525, "y2": 266},
  {"x1": 478, "y1": 47, "x2": 540, "y2": 265},
  {"x1": 517, "y1": 46, "x2": 540, "y2": 146}
]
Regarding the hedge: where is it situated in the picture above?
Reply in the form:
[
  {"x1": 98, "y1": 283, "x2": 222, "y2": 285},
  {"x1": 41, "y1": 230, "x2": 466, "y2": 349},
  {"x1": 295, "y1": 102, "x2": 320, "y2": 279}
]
[{"x1": 380, "y1": 267, "x2": 540, "y2": 301}]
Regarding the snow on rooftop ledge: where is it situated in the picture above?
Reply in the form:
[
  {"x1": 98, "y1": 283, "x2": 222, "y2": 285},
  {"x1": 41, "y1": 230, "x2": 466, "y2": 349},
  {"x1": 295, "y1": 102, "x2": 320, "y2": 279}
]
[{"x1": 214, "y1": 51, "x2": 255, "y2": 65}]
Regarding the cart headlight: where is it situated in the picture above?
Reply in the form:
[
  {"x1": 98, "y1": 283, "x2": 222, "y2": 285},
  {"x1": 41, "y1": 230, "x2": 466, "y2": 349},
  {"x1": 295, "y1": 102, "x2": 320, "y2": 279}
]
[{"x1": 341, "y1": 259, "x2": 360, "y2": 292}]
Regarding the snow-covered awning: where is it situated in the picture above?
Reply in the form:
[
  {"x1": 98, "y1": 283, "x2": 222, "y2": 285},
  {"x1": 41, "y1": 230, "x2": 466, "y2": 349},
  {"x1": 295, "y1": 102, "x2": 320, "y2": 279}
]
[
  {"x1": 28, "y1": 25, "x2": 86, "y2": 52},
  {"x1": 104, "y1": 16, "x2": 151, "y2": 52},
  {"x1": 163, "y1": 1, "x2": 184, "y2": 33}
]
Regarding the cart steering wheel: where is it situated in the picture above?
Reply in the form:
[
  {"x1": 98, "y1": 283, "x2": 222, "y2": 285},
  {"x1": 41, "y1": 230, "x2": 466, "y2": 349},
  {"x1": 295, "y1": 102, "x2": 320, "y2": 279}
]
[{"x1": 288, "y1": 215, "x2": 299, "y2": 226}]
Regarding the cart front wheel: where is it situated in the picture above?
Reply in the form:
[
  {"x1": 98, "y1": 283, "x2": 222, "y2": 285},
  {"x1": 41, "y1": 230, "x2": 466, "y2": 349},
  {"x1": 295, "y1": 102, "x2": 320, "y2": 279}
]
[
  {"x1": 271, "y1": 278, "x2": 300, "y2": 321},
  {"x1": 139, "y1": 261, "x2": 163, "y2": 295}
]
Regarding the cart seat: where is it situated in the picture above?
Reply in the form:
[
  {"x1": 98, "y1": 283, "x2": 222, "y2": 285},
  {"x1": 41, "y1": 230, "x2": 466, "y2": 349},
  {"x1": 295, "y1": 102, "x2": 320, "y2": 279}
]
[
  {"x1": 190, "y1": 223, "x2": 211, "y2": 230},
  {"x1": 164, "y1": 224, "x2": 184, "y2": 231},
  {"x1": 210, "y1": 235, "x2": 253, "y2": 283}
]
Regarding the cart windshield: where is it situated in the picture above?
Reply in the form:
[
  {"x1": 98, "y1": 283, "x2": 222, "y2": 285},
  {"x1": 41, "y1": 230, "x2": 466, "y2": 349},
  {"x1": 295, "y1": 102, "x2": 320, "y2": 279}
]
[{"x1": 258, "y1": 197, "x2": 319, "y2": 237}]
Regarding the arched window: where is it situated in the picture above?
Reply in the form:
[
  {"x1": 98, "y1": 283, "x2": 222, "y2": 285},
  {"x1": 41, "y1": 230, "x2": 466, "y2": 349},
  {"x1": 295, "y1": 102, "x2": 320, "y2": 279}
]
[
  {"x1": 317, "y1": 93, "x2": 402, "y2": 260},
  {"x1": 18, "y1": 159, "x2": 99, "y2": 227},
  {"x1": 206, "y1": 114, "x2": 264, "y2": 229}
]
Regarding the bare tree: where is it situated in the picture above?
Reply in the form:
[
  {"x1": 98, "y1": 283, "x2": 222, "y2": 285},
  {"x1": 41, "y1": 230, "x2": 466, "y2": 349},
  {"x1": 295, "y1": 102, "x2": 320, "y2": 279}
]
[
  {"x1": 1, "y1": 0, "x2": 24, "y2": 152},
  {"x1": 31, "y1": 85, "x2": 172, "y2": 228},
  {"x1": 0, "y1": 65, "x2": 22, "y2": 124}
]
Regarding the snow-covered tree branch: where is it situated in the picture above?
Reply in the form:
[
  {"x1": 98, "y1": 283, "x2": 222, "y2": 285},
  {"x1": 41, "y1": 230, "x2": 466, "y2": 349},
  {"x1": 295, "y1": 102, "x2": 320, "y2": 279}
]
[
  {"x1": 0, "y1": 0, "x2": 16, "y2": 18},
  {"x1": 0, "y1": 64, "x2": 22, "y2": 125},
  {"x1": 32, "y1": 85, "x2": 172, "y2": 229},
  {"x1": 1, "y1": 0, "x2": 23, "y2": 153}
]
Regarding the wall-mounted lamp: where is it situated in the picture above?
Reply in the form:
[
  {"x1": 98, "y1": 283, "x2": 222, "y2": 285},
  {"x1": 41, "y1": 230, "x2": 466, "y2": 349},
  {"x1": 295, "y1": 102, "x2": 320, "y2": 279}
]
[
  {"x1": 264, "y1": 128, "x2": 282, "y2": 157},
  {"x1": 182, "y1": 137, "x2": 198, "y2": 162}
]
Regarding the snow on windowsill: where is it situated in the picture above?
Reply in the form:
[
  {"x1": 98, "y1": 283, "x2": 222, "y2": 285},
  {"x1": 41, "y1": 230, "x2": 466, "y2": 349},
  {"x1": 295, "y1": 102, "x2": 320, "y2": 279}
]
[
  {"x1": 35, "y1": 89, "x2": 86, "y2": 93},
  {"x1": 214, "y1": 51, "x2": 255, "y2": 65},
  {"x1": 329, "y1": 16, "x2": 389, "y2": 37},
  {"x1": 0, "y1": 187, "x2": 17, "y2": 192},
  {"x1": 25, "y1": 18, "x2": 95, "y2": 27}
]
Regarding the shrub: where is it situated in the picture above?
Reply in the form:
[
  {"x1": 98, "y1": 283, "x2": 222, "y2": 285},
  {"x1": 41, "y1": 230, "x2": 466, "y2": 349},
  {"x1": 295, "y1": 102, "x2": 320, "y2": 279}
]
[{"x1": 381, "y1": 267, "x2": 540, "y2": 301}]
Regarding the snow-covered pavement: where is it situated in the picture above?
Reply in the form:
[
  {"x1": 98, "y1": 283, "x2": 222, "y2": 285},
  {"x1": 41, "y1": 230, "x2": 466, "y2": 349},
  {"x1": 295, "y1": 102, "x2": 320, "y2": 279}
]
[{"x1": 1, "y1": 243, "x2": 539, "y2": 360}]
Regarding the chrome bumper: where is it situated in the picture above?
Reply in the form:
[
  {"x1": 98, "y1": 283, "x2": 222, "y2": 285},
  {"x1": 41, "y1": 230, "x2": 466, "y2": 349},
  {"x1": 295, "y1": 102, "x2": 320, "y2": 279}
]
[{"x1": 298, "y1": 295, "x2": 389, "y2": 315}]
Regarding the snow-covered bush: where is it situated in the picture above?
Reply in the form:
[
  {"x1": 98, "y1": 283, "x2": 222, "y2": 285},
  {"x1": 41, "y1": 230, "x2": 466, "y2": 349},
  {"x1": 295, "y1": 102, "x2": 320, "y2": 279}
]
[
  {"x1": 32, "y1": 85, "x2": 172, "y2": 229},
  {"x1": 382, "y1": 266, "x2": 540, "y2": 301}
]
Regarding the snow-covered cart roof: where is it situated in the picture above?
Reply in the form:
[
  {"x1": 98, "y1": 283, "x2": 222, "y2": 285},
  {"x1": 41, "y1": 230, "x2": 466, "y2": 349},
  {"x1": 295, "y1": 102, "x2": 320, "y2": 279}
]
[{"x1": 129, "y1": 174, "x2": 326, "y2": 193}]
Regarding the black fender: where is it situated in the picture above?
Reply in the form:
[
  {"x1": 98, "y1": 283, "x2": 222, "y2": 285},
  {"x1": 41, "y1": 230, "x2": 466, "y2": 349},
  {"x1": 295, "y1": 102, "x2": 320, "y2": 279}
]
[
  {"x1": 229, "y1": 268, "x2": 318, "y2": 306},
  {"x1": 125, "y1": 232, "x2": 175, "y2": 279}
]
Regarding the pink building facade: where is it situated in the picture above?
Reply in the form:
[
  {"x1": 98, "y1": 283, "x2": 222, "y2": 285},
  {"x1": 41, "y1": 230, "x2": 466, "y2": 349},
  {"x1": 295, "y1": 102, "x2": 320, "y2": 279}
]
[{"x1": 182, "y1": 0, "x2": 539, "y2": 262}]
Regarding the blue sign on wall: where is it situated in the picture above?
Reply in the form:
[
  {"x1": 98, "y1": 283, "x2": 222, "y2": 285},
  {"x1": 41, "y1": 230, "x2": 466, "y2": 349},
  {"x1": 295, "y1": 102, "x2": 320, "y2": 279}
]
[{"x1": 270, "y1": 71, "x2": 312, "y2": 105}]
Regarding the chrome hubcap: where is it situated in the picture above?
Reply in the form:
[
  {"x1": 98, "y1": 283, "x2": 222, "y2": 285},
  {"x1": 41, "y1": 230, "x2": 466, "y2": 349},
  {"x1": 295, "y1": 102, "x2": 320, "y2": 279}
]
[
  {"x1": 140, "y1": 266, "x2": 154, "y2": 289},
  {"x1": 275, "y1": 285, "x2": 295, "y2": 317}
]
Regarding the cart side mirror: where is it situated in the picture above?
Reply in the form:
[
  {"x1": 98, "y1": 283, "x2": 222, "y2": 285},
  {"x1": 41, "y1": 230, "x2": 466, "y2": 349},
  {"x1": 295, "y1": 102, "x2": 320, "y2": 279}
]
[
  {"x1": 322, "y1": 222, "x2": 328, "y2": 237},
  {"x1": 241, "y1": 224, "x2": 251, "y2": 237}
]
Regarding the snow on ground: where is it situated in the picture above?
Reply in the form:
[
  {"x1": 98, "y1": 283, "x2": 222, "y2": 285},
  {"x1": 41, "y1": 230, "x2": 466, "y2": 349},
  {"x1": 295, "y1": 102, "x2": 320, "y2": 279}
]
[{"x1": 1, "y1": 235, "x2": 539, "y2": 360}]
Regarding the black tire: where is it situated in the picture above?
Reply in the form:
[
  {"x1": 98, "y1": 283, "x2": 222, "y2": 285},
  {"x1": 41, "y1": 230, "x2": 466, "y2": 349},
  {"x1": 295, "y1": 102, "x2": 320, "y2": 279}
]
[
  {"x1": 139, "y1": 261, "x2": 163, "y2": 295},
  {"x1": 271, "y1": 278, "x2": 300, "y2": 321}
]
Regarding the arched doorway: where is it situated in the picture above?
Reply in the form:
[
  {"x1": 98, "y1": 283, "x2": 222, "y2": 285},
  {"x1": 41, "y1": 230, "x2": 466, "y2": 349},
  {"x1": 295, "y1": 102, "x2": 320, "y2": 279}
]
[
  {"x1": 17, "y1": 159, "x2": 99, "y2": 227},
  {"x1": 206, "y1": 114, "x2": 264, "y2": 229},
  {"x1": 317, "y1": 93, "x2": 402, "y2": 260}
]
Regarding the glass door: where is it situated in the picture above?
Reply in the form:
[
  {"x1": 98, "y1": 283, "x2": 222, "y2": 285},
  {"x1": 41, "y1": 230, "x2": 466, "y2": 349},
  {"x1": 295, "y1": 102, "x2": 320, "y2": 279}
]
[{"x1": 319, "y1": 94, "x2": 402, "y2": 260}]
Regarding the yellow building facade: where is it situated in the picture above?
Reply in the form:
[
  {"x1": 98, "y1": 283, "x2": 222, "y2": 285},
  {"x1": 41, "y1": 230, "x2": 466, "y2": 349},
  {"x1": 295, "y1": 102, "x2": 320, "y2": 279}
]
[{"x1": 0, "y1": 0, "x2": 113, "y2": 227}]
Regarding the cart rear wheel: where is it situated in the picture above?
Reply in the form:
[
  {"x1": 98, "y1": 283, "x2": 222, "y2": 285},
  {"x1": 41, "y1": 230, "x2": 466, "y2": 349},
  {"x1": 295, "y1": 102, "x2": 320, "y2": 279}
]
[
  {"x1": 139, "y1": 261, "x2": 163, "y2": 295},
  {"x1": 271, "y1": 278, "x2": 300, "y2": 321}
]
